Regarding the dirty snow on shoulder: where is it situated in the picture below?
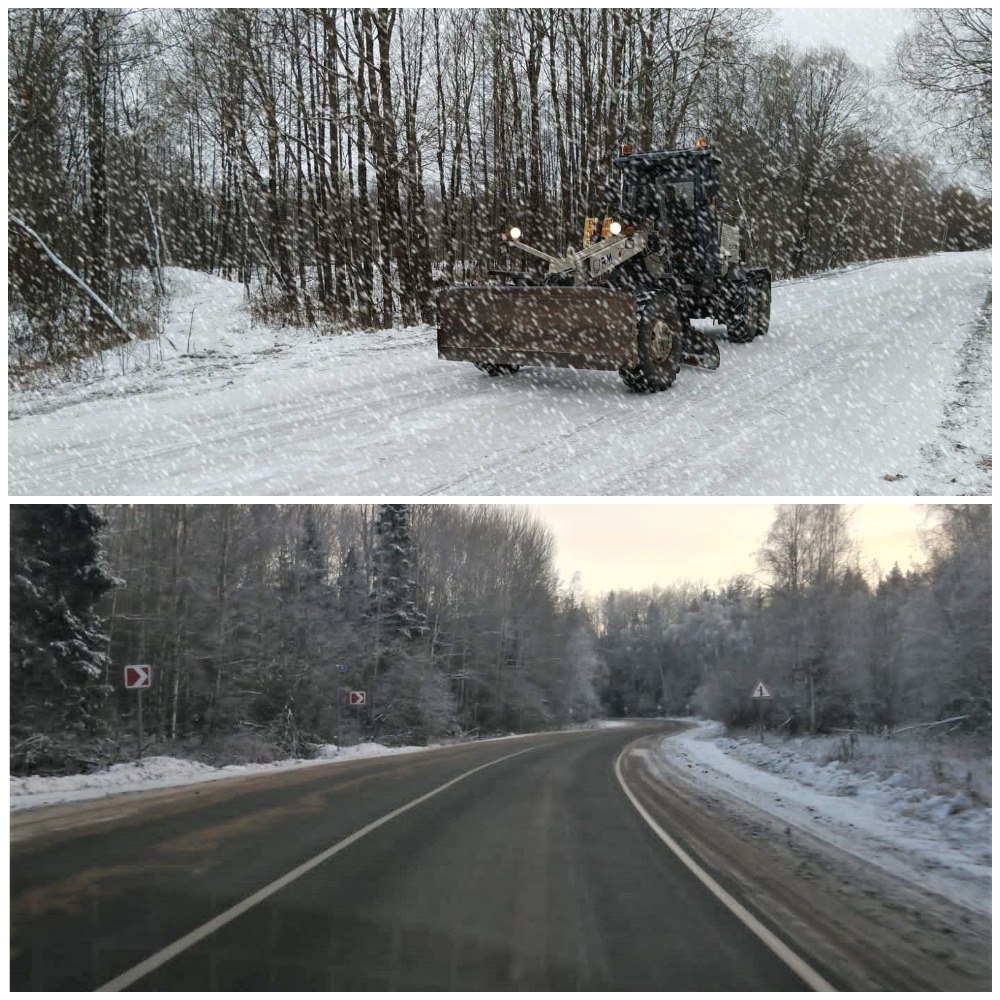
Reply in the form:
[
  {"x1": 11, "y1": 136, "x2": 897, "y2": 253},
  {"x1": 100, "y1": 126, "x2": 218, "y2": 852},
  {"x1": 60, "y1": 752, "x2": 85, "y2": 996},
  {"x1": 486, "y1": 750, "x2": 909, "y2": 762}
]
[
  {"x1": 9, "y1": 250, "x2": 991, "y2": 496},
  {"x1": 646, "y1": 721, "x2": 991, "y2": 916}
]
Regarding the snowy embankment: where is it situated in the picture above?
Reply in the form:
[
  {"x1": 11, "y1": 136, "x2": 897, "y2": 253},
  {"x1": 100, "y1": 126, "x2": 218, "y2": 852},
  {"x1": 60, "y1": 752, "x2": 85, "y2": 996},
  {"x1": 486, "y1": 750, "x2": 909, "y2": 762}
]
[
  {"x1": 8, "y1": 742, "x2": 438, "y2": 813},
  {"x1": 9, "y1": 721, "x2": 636, "y2": 813},
  {"x1": 9, "y1": 250, "x2": 991, "y2": 496},
  {"x1": 646, "y1": 721, "x2": 991, "y2": 915}
]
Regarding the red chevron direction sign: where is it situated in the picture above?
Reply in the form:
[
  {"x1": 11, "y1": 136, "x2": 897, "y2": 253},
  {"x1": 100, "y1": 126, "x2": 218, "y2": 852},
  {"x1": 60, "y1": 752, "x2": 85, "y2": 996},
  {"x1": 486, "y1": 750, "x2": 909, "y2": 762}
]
[
  {"x1": 349, "y1": 691, "x2": 366, "y2": 706},
  {"x1": 751, "y1": 681, "x2": 771, "y2": 699},
  {"x1": 125, "y1": 665, "x2": 152, "y2": 689}
]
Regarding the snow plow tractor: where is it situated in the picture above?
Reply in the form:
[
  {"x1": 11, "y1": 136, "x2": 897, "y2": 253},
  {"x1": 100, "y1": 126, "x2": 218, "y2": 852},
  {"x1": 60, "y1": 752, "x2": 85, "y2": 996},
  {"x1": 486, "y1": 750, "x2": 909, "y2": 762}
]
[{"x1": 437, "y1": 141, "x2": 771, "y2": 392}]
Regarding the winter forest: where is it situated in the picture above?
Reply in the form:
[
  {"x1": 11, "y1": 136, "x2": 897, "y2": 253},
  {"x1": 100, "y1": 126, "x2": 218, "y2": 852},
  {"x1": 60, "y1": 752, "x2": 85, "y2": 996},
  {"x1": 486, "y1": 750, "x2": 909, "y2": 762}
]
[
  {"x1": 10, "y1": 502, "x2": 990, "y2": 775},
  {"x1": 8, "y1": 7, "x2": 992, "y2": 375}
]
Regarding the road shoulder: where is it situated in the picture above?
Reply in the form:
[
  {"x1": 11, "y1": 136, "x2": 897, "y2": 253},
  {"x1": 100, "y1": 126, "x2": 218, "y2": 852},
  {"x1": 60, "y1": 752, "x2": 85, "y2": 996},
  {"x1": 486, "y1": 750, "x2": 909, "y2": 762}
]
[{"x1": 619, "y1": 732, "x2": 991, "y2": 991}]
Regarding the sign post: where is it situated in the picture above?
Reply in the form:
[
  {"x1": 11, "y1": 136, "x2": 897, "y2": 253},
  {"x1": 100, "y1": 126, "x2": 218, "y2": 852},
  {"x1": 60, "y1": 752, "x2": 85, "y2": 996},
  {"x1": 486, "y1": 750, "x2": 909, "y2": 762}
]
[
  {"x1": 349, "y1": 691, "x2": 366, "y2": 741},
  {"x1": 124, "y1": 665, "x2": 153, "y2": 761},
  {"x1": 751, "y1": 680, "x2": 772, "y2": 744}
]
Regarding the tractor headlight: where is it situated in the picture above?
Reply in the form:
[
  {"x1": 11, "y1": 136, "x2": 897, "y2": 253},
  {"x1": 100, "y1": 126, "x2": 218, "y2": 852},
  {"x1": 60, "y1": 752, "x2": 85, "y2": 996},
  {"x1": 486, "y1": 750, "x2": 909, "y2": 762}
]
[
  {"x1": 509, "y1": 226, "x2": 522, "y2": 241},
  {"x1": 609, "y1": 221, "x2": 623, "y2": 236}
]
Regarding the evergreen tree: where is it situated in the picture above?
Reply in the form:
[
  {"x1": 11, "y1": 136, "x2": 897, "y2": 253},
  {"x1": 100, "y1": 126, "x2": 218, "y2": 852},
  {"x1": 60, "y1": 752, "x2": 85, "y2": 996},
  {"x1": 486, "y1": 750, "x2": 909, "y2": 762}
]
[
  {"x1": 10, "y1": 504, "x2": 117, "y2": 773},
  {"x1": 368, "y1": 504, "x2": 428, "y2": 639},
  {"x1": 366, "y1": 504, "x2": 433, "y2": 737}
]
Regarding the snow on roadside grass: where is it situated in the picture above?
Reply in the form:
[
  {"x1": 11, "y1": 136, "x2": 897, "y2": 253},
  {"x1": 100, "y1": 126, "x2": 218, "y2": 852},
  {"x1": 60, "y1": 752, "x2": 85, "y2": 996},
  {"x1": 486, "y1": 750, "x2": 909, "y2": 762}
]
[
  {"x1": 648, "y1": 720, "x2": 991, "y2": 915},
  {"x1": 739, "y1": 726, "x2": 991, "y2": 804},
  {"x1": 9, "y1": 742, "x2": 443, "y2": 813},
  {"x1": 9, "y1": 267, "x2": 373, "y2": 417},
  {"x1": 915, "y1": 291, "x2": 992, "y2": 495},
  {"x1": 9, "y1": 720, "x2": 641, "y2": 813}
]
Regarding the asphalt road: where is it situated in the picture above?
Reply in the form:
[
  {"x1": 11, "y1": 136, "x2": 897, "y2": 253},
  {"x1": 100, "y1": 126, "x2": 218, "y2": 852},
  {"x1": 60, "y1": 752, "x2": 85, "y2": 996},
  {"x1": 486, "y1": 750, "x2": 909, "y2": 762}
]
[{"x1": 11, "y1": 724, "x2": 825, "y2": 991}]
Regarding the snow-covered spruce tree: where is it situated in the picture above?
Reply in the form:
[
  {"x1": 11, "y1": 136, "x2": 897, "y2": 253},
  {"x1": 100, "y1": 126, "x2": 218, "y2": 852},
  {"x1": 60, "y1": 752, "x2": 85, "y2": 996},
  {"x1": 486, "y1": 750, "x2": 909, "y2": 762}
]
[
  {"x1": 10, "y1": 504, "x2": 118, "y2": 774},
  {"x1": 368, "y1": 505, "x2": 428, "y2": 640},
  {"x1": 365, "y1": 504, "x2": 444, "y2": 740}
]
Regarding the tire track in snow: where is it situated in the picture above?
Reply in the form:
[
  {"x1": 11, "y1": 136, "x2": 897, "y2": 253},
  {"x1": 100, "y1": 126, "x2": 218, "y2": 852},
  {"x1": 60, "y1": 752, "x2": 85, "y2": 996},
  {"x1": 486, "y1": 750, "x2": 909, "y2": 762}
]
[{"x1": 8, "y1": 250, "x2": 991, "y2": 496}]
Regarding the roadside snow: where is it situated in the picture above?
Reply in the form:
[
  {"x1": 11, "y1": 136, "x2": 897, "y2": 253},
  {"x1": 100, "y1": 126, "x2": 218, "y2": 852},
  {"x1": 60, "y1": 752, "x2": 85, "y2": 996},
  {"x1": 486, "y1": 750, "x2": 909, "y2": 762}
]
[
  {"x1": 8, "y1": 723, "x2": 607, "y2": 813},
  {"x1": 9, "y1": 251, "x2": 991, "y2": 496},
  {"x1": 10, "y1": 719, "x2": 634, "y2": 812},
  {"x1": 914, "y1": 291, "x2": 992, "y2": 495},
  {"x1": 9, "y1": 742, "x2": 442, "y2": 813},
  {"x1": 646, "y1": 720, "x2": 991, "y2": 915}
]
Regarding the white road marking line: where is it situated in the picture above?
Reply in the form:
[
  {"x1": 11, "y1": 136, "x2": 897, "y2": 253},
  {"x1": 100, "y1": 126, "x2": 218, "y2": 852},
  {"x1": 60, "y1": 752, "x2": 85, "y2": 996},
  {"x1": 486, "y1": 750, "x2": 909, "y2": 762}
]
[
  {"x1": 97, "y1": 745, "x2": 541, "y2": 991},
  {"x1": 614, "y1": 745, "x2": 835, "y2": 992}
]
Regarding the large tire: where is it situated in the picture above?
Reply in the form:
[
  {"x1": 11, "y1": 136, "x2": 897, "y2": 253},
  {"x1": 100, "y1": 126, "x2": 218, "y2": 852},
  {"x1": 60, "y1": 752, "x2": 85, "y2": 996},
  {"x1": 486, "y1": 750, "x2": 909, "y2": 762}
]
[
  {"x1": 474, "y1": 362, "x2": 521, "y2": 376},
  {"x1": 725, "y1": 281, "x2": 758, "y2": 344},
  {"x1": 618, "y1": 294, "x2": 682, "y2": 393}
]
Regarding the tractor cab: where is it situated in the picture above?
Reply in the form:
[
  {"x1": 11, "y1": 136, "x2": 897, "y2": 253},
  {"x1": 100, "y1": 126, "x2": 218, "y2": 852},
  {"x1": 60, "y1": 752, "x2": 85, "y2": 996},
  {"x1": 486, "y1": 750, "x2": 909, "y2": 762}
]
[
  {"x1": 437, "y1": 138, "x2": 769, "y2": 391},
  {"x1": 613, "y1": 145, "x2": 722, "y2": 285}
]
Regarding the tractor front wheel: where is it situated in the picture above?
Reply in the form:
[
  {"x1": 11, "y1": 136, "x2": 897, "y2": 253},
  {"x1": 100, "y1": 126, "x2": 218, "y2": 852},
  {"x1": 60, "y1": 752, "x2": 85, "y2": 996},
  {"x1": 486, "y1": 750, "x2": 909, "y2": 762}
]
[{"x1": 619, "y1": 294, "x2": 682, "y2": 393}]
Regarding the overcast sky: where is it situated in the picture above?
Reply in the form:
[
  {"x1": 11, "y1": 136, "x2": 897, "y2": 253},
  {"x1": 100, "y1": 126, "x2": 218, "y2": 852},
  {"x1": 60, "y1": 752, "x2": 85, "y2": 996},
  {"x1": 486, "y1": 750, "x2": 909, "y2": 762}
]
[
  {"x1": 525, "y1": 503, "x2": 939, "y2": 594},
  {"x1": 770, "y1": 7, "x2": 914, "y2": 67}
]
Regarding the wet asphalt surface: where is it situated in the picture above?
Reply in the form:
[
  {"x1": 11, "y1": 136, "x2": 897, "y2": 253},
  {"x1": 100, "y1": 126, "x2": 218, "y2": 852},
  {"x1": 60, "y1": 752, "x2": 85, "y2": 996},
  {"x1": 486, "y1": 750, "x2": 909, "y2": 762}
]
[{"x1": 11, "y1": 724, "x2": 811, "y2": 991}]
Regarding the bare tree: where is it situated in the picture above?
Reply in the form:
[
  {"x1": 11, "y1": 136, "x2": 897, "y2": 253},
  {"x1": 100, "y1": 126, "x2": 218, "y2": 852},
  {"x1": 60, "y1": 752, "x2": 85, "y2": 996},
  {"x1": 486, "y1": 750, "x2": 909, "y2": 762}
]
[{"x1": 896, "y1": 9, "x2": 992, "y2": 169}]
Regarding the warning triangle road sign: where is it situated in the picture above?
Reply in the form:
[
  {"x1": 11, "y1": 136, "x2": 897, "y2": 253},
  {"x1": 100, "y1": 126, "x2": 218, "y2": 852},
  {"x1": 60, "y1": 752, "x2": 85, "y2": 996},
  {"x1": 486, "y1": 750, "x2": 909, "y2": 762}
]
[{"x1": 751, "y1": 681, "x2": 771, "y2": 699}]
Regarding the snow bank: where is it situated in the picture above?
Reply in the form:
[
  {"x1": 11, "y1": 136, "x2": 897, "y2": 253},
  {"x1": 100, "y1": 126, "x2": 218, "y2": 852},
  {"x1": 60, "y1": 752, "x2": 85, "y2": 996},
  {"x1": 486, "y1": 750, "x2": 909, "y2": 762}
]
[
  {"x1": 9, "y1": 719, "x2": 636, "y2": 813},
  {"x1": 646, "y1": 721, "x2": 991, "y2": 915},
  {"x1": 9, "y1": 742, "x2": 441, "y2": 813},
  {"x1": 8, "y1": 724, "x2": 598, "y2": 813}
]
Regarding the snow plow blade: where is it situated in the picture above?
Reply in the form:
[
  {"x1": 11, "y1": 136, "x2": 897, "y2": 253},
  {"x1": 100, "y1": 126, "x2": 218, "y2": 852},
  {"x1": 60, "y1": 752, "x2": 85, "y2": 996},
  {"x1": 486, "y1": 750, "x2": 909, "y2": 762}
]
[{"x1": 437, "y1": 286, "x2": 640, "y2": 371}]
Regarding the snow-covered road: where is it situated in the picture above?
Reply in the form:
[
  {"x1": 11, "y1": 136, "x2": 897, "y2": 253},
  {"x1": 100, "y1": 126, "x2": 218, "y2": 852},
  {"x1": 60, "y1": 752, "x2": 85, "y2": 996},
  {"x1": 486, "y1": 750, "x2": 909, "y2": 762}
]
[{"x1": 9, "y1": 250, "x2": 990, "y2": 496}]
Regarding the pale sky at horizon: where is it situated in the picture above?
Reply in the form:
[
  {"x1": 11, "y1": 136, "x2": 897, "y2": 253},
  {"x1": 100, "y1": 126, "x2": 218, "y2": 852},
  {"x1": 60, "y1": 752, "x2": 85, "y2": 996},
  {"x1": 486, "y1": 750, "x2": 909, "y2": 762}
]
[
  {"x1": 771, "y1": 8, "x2": 914, "y2": 68},
  {"x1": 525, "y1": 503, "x2": 943, "y2": 595}
]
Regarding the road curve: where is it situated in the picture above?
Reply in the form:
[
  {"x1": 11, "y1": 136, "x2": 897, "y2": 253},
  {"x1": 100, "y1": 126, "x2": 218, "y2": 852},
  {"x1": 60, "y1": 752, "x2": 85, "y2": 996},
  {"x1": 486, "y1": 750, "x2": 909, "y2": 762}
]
[
  {"x1": 8, "y1": 251, "x2": 990, "y2": 497},
  {"x1": 11, "y1": 724, "x2": 829, "y2": 991}
]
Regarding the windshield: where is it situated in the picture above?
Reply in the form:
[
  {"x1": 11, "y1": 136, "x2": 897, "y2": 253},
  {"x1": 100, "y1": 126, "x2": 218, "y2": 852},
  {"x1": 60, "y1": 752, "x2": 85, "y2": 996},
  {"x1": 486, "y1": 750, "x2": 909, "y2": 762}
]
[
  {"x1": 621, "y1": 169, "x2": 696, "y2": 226},
  {"x1": 658, "y1": 178, "x2": 695, "y2": 211}
]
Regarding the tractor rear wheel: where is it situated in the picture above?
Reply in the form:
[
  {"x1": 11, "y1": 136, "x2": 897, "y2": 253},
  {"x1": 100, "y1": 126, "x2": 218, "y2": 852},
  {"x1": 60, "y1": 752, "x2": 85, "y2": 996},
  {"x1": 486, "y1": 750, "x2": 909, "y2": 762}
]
[
  {"x1": 619, "y1": 294, "x2": 682, "y2": 393},
  {"x1": 474, "y1": 362, "x2": 521, "y2": 376}
]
